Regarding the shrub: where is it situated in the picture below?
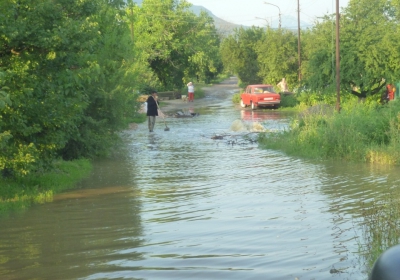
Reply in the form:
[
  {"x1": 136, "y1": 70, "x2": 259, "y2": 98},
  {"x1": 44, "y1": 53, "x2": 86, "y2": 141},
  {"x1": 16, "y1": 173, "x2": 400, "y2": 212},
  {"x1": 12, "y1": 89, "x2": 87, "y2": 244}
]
[
  {"x1": 280, "y1": 94, "x2": 298, "y2": 107},
  {"x1": 232, "y1": 93, "x2": 241, "y2": 104},
  {"x1": 259, "y1": 99, "x2": 400, "y2": 164}
]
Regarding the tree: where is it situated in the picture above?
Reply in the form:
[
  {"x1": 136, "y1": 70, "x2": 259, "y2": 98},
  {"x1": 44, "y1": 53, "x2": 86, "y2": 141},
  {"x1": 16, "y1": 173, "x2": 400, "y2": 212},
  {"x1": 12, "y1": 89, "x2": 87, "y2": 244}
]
[
  {"x1": 303, "y1": 0, "x2": 400, "y2": 99},
  {"x1": 0, "y1": 0, "x2": 139, "y2": 176},
  {"x1": 184, "y1": 12, "x2": 222, "y2": 84},
  {"x1": 220, "y1": 27, "x2": 264, "y2": 85},
  {"x1": 133, "y1": 0, "x2": 221, "y2": 89},
  {"x1": 301, "y1": 17, "x2": 337, "y2": 92},
  {"x1": 256, "y1": 28, "x2": 298, "y2": 89}
]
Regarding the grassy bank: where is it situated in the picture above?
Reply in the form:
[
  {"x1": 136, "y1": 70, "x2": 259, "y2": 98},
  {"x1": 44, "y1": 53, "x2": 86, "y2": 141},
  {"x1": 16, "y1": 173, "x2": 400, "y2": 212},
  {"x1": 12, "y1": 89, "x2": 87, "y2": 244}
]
[
  {"x1": 357, "y1": 190, "x2": 400, "y2": 274},
  {"x1": 259, "y1": 99, "x2": 400, "y2": 165},
  {"x1": 0, "y1": 159, "x2": 92, "y2": 214}
]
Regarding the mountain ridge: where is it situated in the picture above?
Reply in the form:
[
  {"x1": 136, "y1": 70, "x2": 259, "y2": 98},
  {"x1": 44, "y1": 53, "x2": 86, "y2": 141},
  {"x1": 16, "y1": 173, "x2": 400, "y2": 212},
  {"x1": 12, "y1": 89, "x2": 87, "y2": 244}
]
[{"x1": 129, "y1": 1, "x2": 311, "y2": 33}]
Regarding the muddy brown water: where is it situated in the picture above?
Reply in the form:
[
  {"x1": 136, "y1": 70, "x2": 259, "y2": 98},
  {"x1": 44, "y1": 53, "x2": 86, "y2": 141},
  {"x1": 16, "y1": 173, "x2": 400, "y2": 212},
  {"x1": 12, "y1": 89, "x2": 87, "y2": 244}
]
[{"x1": 1, "y1": 78, "x2": 400, "y2": 279}]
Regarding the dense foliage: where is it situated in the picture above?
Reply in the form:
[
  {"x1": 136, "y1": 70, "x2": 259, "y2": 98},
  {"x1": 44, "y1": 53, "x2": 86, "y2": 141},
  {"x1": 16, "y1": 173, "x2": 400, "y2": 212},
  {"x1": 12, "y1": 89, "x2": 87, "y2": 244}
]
[
  {"x1": 303, "y1": 0, "x2": 400, "y2": 99},
  {"x1": 220, "y1": 0, "x2": 400, "y2": 100},
  {"x1": 220, "y1": 27, "x2": 265, "y2": 87},
  {"x1": 0, "y1": 0, "x2": 137, "y2": 177},
  {"x1": 0, "y1": 0, "x2": 223, "y2": 179},
  {"x1": 133, "y1": 0, "x2": 222, "y2": 88}
]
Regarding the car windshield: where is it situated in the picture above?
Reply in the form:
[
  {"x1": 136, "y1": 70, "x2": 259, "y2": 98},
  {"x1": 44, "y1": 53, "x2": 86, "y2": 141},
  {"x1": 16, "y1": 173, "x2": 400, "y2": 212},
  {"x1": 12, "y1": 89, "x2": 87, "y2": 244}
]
[{"x1": 254, "y1": 86, "x2": 276, "y2": 94}]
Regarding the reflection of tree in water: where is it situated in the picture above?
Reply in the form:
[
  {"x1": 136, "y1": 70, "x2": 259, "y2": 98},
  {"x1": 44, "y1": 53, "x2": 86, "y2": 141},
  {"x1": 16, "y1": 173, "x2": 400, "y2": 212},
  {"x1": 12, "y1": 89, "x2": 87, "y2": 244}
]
[
  {"x1": 318, "y1": 162, "x2": 400, "y2": 215},
  {"x1": 357, "y1": 191, "x2": 400, "y2": 271},
  {"x1": 0, "y1": 148, "x2": 145, "y2": 279},
  {"x1": 315, "y1": 161, "x2": 400, "y2": 274}
]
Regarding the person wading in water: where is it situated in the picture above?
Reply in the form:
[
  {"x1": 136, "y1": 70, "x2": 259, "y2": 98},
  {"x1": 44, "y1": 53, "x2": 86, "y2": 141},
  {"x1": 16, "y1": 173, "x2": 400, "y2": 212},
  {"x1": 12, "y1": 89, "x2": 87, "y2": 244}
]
[{"x1": 146, "y1": 90, "x2": 158, "y2": 132}]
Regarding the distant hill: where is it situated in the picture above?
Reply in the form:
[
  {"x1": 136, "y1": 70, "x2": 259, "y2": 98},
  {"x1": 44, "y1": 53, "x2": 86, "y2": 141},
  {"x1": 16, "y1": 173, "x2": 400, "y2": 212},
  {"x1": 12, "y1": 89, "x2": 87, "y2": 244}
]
[
  {"x1": 128, "y1": 0, "x2": 243, "y2": 34},
  {"x1": 270, "y1": 15, "x2": 312, "y2": 30},
  {"x1": 190, "y1": 5, "x2": 245, "y2": 35},
  {"x1": 128, "y1": 1, "x2": 310, "y2": 35}
]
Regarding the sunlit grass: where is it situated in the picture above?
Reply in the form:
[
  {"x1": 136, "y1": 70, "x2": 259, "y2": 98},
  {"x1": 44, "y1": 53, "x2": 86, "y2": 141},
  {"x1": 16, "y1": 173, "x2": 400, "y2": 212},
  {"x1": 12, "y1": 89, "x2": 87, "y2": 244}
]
[
  {"x1": 0, "y1": 159, "x2": 92, "y2": 214},
  {"x1": 357, "y1": 191, "x2": 400, "y2": 273},
  {"x1": 232, "y1": 93, "x2": 241, "y2": 104},
  {"x1": 259, "y1": 100, "x2": 400, "y2": 165}
]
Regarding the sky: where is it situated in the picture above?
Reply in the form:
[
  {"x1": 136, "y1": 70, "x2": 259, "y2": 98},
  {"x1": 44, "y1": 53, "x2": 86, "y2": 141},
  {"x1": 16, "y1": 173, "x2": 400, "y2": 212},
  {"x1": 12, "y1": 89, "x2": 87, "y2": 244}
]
[{"x1": 188, "y1": 0, "x2": 350, "y2": 28}]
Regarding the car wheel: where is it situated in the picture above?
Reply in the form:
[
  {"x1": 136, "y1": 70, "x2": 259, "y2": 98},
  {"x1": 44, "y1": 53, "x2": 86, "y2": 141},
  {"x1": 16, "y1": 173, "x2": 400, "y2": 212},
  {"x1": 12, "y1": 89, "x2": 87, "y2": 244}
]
[
  {"x1": 240, "y1": 99, "x2": 246, "y2": 108},
  {"x1": 251, "y1": 102, "x2": 257, "y2": 110}
]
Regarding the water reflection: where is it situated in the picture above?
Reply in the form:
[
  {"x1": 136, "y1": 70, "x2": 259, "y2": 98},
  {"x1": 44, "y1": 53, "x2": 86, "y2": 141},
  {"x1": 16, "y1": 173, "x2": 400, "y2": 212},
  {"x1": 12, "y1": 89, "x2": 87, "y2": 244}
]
[
  {"x1": 0, "y1": 156, "x2": 146, "y2": 280},
  {"x1": 240, "y1": 109, "x2": 282, "y2": 121}
]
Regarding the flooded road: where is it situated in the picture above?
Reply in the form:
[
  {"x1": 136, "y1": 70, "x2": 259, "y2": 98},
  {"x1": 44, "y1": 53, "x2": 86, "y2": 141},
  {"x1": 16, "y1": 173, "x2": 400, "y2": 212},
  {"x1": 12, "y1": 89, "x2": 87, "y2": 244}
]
[{"x1": 1, "y1": 78, "x2": 400, "y2": 279}]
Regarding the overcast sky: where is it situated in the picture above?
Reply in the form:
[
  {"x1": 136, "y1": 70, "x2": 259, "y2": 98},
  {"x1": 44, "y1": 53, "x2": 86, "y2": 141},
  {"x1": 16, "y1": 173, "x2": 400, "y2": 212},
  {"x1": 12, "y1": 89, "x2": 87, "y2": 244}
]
[{"x1": 188, "y1": 0, "x2": 350, "y2": 27}]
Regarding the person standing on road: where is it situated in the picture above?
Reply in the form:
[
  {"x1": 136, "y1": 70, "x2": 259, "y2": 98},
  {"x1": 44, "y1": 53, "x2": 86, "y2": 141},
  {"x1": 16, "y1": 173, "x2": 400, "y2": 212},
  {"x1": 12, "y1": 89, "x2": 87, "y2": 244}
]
[
  {"x1": 146, "y1": 90, "x2": 158, "y2": 132},
  {"x1": 187, "y1": 82, "x2": 194, "y2": 102},
  {"x1": 277, "y1": 78, "x2": 288, "y2": 92}
]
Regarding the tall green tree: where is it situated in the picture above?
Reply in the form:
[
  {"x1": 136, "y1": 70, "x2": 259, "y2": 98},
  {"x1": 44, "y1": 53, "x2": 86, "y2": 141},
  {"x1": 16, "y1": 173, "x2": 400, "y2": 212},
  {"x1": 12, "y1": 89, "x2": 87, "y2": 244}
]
[
  {"x1": 0, "y1": 0, "x2": 139, "y2": 176},
  {"x1": 133, "y1": 0, "x2": 221, "y2": 89},
  {"x1": 184, "y1": 12, "x2": 222, "y2": 84},
  {"x1": 301, "y1": 17, "x2": 337, "y2": 91},
  {"x1": 256, "y1": 28, "x2": 298, "y2": 89},
  {"x1": 303, "y1": 0, "x2": 400, "y2": 99},
  {"x1": 220, "y1": 27, "x2": 264, "y2": 85},
  {"x1": 60, "y1": 0, "x2": 139, "y2": 160}
]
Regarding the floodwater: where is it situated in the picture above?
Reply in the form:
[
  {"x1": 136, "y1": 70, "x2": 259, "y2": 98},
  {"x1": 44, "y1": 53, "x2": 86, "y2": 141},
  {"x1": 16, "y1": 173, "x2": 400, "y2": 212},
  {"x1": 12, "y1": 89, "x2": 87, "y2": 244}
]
[{"x1": 1, "y1": 79, "x2": 400, "y2": 280}]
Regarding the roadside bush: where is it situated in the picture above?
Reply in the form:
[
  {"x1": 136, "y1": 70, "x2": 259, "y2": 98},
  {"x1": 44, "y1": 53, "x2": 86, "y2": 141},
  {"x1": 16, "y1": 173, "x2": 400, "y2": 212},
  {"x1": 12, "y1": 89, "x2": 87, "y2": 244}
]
[
  {"x1": 280, "y1": 94, "x2": 298, "y2": 107},
  {"x1": 232, "y1": 93, "x2": 241, "y2": 104},
  {"x1": 259, "y1": 99, "x2": 400, "y2": 164},
  {"x1": 195, "y1": 88, "x2": 206, "y2": 99}
]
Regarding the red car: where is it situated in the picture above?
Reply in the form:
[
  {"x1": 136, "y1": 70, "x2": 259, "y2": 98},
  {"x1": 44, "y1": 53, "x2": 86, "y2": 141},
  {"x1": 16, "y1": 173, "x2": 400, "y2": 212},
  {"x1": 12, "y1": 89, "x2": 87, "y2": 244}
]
[{"x1": 240, "y1": 84, "x2": 281, "y2": 110}]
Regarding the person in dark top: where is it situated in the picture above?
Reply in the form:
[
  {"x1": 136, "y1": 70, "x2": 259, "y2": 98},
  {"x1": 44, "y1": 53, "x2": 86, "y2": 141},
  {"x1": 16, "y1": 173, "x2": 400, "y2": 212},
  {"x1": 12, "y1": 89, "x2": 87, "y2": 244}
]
[{"x1": 146, "y1": 90, "x2": 158, "y2": 132}]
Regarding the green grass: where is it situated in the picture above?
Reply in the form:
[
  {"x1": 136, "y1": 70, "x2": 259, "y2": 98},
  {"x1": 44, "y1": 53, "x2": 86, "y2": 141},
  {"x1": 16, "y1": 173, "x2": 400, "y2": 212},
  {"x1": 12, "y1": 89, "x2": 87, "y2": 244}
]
[
  {"x1": 130, "y1": 113, "x2": 146, "y2": 123},
  {"x1": 0, "y1": 159, "x2": 92, "y2": 214},
  {"x1": 280, "y1": 94, "x2": 299, "y2": 107},
  {"x1": 194, "y1": 87, "x2": 206, "y2": 99},
  {"x1": 357, "y1": 191, "x2": 400, "y2": 274},
  {"x1": 259, "y1": 100, "x2": 400, "y2": 165},
  {"x1": 232, "y1": 93, "x2": 241, "y2": 104}
]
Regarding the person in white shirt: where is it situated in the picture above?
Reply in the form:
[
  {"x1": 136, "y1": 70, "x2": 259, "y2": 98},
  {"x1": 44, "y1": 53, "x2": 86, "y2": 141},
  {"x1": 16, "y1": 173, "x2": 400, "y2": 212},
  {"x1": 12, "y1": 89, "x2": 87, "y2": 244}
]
[{"x1": 187, "y1": 82, "x2": 194, "y2": 102}]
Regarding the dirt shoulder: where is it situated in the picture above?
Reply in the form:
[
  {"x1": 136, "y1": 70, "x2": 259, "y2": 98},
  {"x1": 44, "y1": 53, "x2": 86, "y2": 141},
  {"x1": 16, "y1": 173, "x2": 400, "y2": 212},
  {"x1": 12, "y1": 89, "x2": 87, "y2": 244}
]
[{"x1": 159, "y1": 77, "x2": 240, "y2": 114}]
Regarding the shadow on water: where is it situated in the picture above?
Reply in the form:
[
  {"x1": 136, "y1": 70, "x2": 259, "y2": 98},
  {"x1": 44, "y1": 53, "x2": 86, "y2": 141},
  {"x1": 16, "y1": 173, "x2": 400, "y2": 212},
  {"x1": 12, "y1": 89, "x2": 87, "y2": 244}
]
[{"x1": 1, "y1": 84, "x2": 400, "y2": 279}]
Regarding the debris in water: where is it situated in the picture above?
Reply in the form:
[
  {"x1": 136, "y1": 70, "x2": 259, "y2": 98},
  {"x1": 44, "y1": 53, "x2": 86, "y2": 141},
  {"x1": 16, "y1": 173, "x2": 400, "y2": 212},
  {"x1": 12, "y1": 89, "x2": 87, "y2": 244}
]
[
  {"x1": 209, "y1": 133, "x2": 258, "y2": 145},
  {"x1": 230, "y1": 119, "x2": 267, "y2": 132},
  {"x1": 174, "y1": 109, "x2": 199, "y2": 118}
]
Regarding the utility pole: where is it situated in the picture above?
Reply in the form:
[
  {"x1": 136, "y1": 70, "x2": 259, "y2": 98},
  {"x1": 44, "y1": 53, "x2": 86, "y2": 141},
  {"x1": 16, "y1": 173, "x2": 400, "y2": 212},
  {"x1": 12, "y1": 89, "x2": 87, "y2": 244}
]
[
  {"x1": 335, "y1": 0, "x2": 341, "y2": 112},
  {"x1": 264, "y1": 2, "x2": 281, "y2": 29},
  {"x1": 297, "y1": 0, "x2": 301, "y2": 81}
]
